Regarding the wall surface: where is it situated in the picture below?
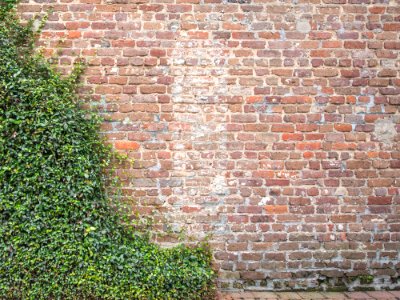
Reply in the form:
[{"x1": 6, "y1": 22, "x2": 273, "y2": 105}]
[{"x1": 20, "y1": 0, "x2": 400, "y2": 291}]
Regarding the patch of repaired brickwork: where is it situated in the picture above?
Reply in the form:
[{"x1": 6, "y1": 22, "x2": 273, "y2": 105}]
[{"x1": 19, "y1": 0, "x2": 400, "y2": 291}]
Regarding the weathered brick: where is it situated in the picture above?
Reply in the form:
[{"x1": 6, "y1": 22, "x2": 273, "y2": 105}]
[
  {"x1": 313, "y1": 69, "x2": 338, "y2": 77},
  {"x1": 344, "y1": 41, "x2": 366, "y2": 49},
  {"x1": 368, "y1": 196, "x2": 392, "y2": 205},
  {"x1": 331, "y1": 215, "x2": 356, "y2": 223},
  {"x1": 31, "y1": 0, "x2": 400, "y2": 291},
  {"x1": 271, "y1": 124, "x2": 294, "y2": 133},
  {"x1": 140, "y1": 85, "x2": 166, "y2": 94},
  {"x1": 383, "y1": 23, "x2": 400, "y2": 31}
]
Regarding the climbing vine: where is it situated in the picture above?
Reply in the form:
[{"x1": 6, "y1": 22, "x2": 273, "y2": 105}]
[{"x1": 0, "y1": 2, "x2": 215, "y2": 299}]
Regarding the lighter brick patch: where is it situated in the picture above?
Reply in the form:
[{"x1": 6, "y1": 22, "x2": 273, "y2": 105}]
[
  {"x1": 296, "y1": 19, "x2": 311, "y2": 33},
  {"x1": 212, "y1": 175, "x2": 229, "y2": 196},
  {"x1": 375, "y1": 118, "x2": 397, "y2": 144}
]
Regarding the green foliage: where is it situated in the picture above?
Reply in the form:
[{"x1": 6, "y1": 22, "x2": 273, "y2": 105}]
[
  {"x1": 0, "y1": 3, "x2": 215, "y2": 299},
  {"x1": 359, "y1": 275, "x2": 374, "y2": 285}
]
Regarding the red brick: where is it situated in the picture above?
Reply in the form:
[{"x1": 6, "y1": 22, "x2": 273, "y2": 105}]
[
  {"x1": 368, "y1": 178, "x2": 393, "y2": 187},
  {"x1": 139, "y1": 4, "x2": 163, "y2": 12},
  {"x1": 378, "y1": 69, "x2": 397, "y2": 77},
  {"x1": 242, "y1": 41, "x2": 266, "y2": 49},
  {"x1": 313, "y1": 69, "x2": 338, "y2": 77},
  {"x1": 167, "y1": 4, "x2": 192, "y2": 12},
  {"x1": 384, "y1": 23, "x2": 400, "y2": 31},
  {"x1": 322, "y1": 41, "x2": 342, "y2": 48},
  {"x1": 240, "y1": 271, "x2": 265, "y2": 280},
  {"x1": 296, "y1": 142, "x2": 322, "y2": 150},
  {"x1": 369, "y1": 7, "x2": 385, "y2": 14},
  {"x1": 334, "y1": 124, "x2": 352, "y2": 132},
  {"x1": 232, "y1": 32, "x2": 255, "y2": 39},
  {"x1": 252, "y1": 171, "x2": 274, "y2": 178},
  {"x1": 268, "y1": 41, "x2": 292, "y2": 49},
  {"x1": 299, "y1": 41, "x2": 319, "y2": 49},
  {"x1": 150, "y1": 49, "x2": 166, "y2": 57},
  {"x1": 310, "y1": 50, "x2": 331, "y2": 57},
  {"x1": 310, "y1": 31, "x2": 332, "y2": 40},
  {"x1": 282, "y1": 133, "x2": 304, "y2": 141},
  {"x1": 259, "y1": 32, "x2": 280, "y2": 40},
  {"x1": 344, "y1": 41, "x2": 366, "y2": 49},
  {"x1": 384, "y1": 41, "x2": 400, "y2": 50},
  {"x1": 265, "y1": 179, "x2": 290, "y2": 186},
  {"x1": 390, "y1": 160, "x2": 400, "y2": 168},
  {"x1": 331, "y1": 215, "x2": 356, "y2": 223},
  {"x1": 115, "y1": 141, "x2": 140, "y2": 151},
  {"x1": 140, "y1": 85, "x2": 166, "y2": 94},
  {"x1": 340, "y1": 69, "x2": 360, "y2": 78},
  {"x1": 67, "y1": 31, "x2": 81, "y2": 39},
  {"x1": 368, "y1": 196, "x2": 392, "y2": 205},
  {"x1": 271, "y1": 124, "x2": 294, "y2": 133},
  {"x1": 265, "y1": 205, "x2": 288, "y2": 214},
  {"x1": 188, "y1": 31, "x2": 209, "y2": 39}
]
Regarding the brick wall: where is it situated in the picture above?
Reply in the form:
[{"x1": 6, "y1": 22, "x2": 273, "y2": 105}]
[{"x1": 20, "y1": 0, "x2": 400, "y2": 291}]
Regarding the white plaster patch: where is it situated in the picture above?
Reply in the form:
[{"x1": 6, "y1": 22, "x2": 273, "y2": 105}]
[
  {"x1": 122, "y1": 117, "x2": 132, "y2": 125},
  {"x1": 258, "y1": 197, "x2": 270, "y2": 206},
  {"x1": 212, "y1": 175, "x2": 229, "y2": 196},
  {"x1": 375, "y1": 118, "x2": 397, "y2": 144},
  {"x1": 335, "y1": 187, "x2": 348, "y2": 196},
  {"x1": 296, "y1": 19, "x2": 311, "y2": 33},
  {"x1": 33, "y1": 19, "x2": 42, "y2": 32}
]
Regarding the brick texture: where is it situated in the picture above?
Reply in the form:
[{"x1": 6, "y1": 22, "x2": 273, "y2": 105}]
[{"x1": 19, "y1": 0, "x2": 400, "y2": 291}]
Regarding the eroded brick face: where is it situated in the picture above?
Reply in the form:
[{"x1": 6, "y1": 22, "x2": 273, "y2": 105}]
[{"x1": 20, "y1": 0, "x2": 400, "y2": 291}]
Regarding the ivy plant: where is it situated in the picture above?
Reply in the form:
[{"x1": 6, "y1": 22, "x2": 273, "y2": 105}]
[{"x1": 0, "y1": 2, "x2": 215, "y2": 299}]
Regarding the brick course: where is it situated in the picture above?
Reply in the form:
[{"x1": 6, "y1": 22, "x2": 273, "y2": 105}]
[{"x1": 20, "y1": 0, "x2": 399, "y2": 291}]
